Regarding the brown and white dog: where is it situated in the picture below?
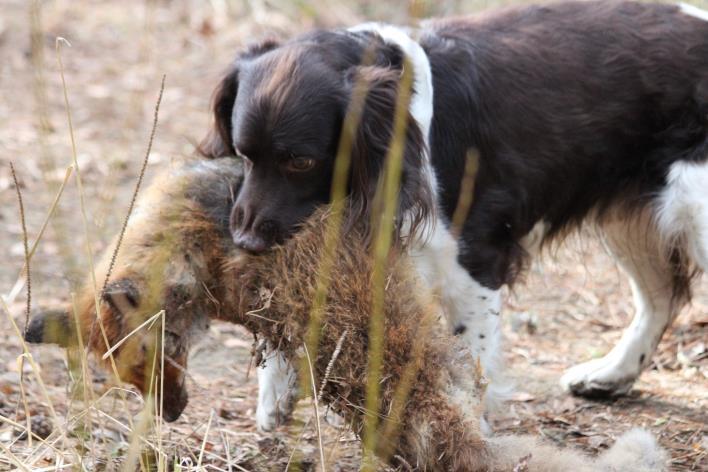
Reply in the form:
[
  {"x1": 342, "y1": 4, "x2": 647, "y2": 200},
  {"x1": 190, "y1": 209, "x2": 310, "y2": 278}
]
[{"x1": 200, "y1": 1, "x2": 708, "y2": 431}]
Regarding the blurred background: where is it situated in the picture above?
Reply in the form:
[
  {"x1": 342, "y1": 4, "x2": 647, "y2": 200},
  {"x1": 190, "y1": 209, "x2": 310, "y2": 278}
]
[{"x1": 0, "y1": 0, "x2": 706, "y2": 470}]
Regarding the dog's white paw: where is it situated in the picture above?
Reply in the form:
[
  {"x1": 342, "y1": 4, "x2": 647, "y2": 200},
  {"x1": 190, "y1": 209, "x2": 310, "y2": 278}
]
[
  {"x1": 561, "y1": 357, "x2": 637, "y2": 398},
  {"x1": 256, "y1": 395, "x2": 295, "y2": 432}
]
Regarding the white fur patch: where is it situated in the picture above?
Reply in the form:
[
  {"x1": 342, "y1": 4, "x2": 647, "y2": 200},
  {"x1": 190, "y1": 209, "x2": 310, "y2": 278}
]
[
  {"x1": 410, "y1": 222, "x2": 506, "y2": 409},
  {"x1": 679, "y1": 2, "x2": 708, "y2": 22},
  {"x1": 348, "y1": 22, "x2": 439, "y2": 215},
  {"x1": 256, "y1": 345, "x2": 297, "y2": 432},
  {"x1": 520, "y1": 220, "x2": 548, "y2": 257},
  {"x1": 348, "y1": 23, "x2": 433, "y2": 139},
  {"x1": 657, "y1": 160, "x2": 708, "y2": 270},
  {"x1": 487, "y1": 428, "x2": 667, "y2": 471},
  {"x1": 597, "y1": 428, "x2": 668, "y2": 471}
]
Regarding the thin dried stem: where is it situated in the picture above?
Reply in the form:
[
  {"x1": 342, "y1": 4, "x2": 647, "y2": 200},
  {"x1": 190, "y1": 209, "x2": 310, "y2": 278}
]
[
  {"x1": 303, "y1": 343, "x2": 326, "y2": 472},
  {"x1": 10, "y1": 162, "x2": 33, "y2": 445},
  {"x1": 450, "y1": 149, "x2": 479, "y2": 238},
  {"x1": 318, "y1": 329, "x2": 348, "y2": 400},
  {"x1": 101, "y1": 75, "x2": 166, "y2": 296},
  {"x1": 197, "y1": 409, "x2": 215, "y2": 470},
  {"x1": 6, "y1": 166, "x2": 74, "y2": 305},
  {"x1": 10, "y1": 163, "x2": 31, "y2": 337}
]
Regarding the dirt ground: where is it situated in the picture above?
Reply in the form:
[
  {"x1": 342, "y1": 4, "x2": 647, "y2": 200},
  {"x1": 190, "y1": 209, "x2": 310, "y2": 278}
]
[{"x1": 0, "y1": 0, "x2": 706, "y2": 470}]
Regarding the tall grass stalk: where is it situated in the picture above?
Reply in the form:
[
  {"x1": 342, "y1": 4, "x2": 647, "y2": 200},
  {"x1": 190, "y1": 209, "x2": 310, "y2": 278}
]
[
  {"x1": 56, "y1": 38, "x2": 171, "y2": 469},
  {"x1": 56, "y1": 36, "x2": 119, "y2": 389},
  {"x1": 362, "y1": 57, "x2": 414, "y2": 470},
  {"x1": 68, "y1": 292, "x2": 99, "y2": 465},
  {"x1": 300, "y1": 48, "x2": 374, "y2": 375},
  {"x1": 6, "y1": 166, "x2": 74, "y2": 305},
  {"x1": 10, "y1": 162, "x2": 33, "y2": 447},
  {"x1": 303, "y1": 343, "x2": 326, "y2": 472},
  {"x1": 290, "y1": 46, "x2": 375, "y2": 471},
  {"x1": 54, "y1": 41, "x2": 154, "y2": 467},
  {"x1": 101, "y1": 75, "x2": 165, "y2": 296},
  {"x1": 29, "y1": 0, "x2": 81, "y2": 283},
  {"x1": 0, "y1": 296, "x2": 62, "y2": 456},
  {"x1": 450, "y1": 149, "x2": 479, "y2": 238}
]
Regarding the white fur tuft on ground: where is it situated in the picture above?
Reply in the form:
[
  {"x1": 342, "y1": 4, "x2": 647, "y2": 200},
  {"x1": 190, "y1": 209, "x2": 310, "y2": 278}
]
[{"x1": 486, "y1": 428, "x2": 667, "y2": 471}]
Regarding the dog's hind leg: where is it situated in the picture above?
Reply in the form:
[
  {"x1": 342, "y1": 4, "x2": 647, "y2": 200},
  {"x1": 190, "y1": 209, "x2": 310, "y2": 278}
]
[
  {"x1": 561, "y1": 211, "x2": 687, "y2": 397},
  {"x1": 657, "y1": 160, "x2": 708, "y2": 272}
]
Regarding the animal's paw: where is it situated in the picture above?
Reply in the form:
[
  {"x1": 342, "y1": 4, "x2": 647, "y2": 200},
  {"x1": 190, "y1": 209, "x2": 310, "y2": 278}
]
[
  {"x1": 255, "y1": 392, "x2": 295, "y2": 432},
  {"x1": 560, "y1": 357, "x2": 637, "y2": 398},
  {"x1": 255, "y1": 351, "x2": 297, "y2": 432}
]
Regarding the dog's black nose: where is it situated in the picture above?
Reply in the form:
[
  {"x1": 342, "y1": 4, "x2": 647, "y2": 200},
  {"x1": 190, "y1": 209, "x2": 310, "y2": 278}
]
[{"x1": 232, "y1": 231, "x2": 269, "y2": 254}]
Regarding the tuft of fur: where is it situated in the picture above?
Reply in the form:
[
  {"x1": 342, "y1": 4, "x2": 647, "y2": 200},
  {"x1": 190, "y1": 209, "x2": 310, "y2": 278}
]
[
  {"x1": 487, "y1": 428, "x2": 667, "y2": 472},
  {"x1": 28, "y1": 158, "x2": 667, "y2": 470}
]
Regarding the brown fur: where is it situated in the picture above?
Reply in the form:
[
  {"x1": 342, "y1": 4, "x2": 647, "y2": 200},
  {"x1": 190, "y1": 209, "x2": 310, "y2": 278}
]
[
  {"x1": 27, "y1": 158, "x2": 666, "y2": 470},
  {"x1": 26, "y1": 158, "x2": 241, "y2": 421},
  {"x1": 221, "y1": 211, "x2": 489, "y2": 470}
]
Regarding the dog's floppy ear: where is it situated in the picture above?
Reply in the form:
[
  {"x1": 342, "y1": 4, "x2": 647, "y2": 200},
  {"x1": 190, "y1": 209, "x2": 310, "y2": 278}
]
[
  {"x1": 199, "y1": 39, "x2": 281, "y2": 158},
  {"x1": 345, "y1": 65, "x2": 434, "y2": 242},
  {"x1": 199, "y1": 67, "x2": 240, "y2": 158}
]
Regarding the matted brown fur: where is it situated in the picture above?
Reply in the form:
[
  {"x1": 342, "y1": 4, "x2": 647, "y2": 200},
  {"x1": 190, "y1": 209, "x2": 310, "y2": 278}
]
[
  {"x1": 26, "y1": 158, "x2": 241, "y2": 421},
  {"x1": 26, "y1": 158, "x2": 666, "y2": 471},
  {"x1": 221, "y1": 212, "x2": 489, "y2": 470}
]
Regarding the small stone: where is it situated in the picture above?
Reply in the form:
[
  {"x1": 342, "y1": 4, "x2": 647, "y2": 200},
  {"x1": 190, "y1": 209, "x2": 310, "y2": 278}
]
[{"x1": 17, "y1": 414, "x2": 53, "y2": 440}]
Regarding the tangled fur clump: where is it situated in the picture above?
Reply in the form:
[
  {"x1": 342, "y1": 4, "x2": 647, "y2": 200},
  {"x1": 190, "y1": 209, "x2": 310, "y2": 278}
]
[
  {"x1": 27, "y1": 158, "x2": 667, "y2": 470},
  {"x1": 222, "y1": 211, "x2": 489, "y2": 470}
]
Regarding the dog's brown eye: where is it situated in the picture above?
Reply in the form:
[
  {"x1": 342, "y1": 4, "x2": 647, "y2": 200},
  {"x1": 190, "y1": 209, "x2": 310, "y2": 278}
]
[{"x1": 286, "y1": 156, "x2": 316, "y2": 172}]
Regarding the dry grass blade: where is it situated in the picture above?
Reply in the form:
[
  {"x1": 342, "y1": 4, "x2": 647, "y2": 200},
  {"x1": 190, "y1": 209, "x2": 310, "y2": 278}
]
[
  {"x1": 101, "y1": 310, "x2": 164, "y2": 360},
  {"x1": 55, "y1": 35, "x2": 112, "y2": 375},
  {"x1": 0, "y1": 440, "x2": 31, "y2": 472},
  {"x1": 377, "y1": 302, "x2": 437, "y2": 463},
  {"x1": 0, "y1": 296, "x2": 61, "y2": 440},
  {"x1": 289, "y1": 45, "x2": 376, "y2": 472},
  {"x1": 101, "y1": 74, "x2": 166, "y2": 296},
  {"x1": 197, "y1": 409, "x2": 215, "y2": 470},
  {"x1": 318, "y1": 329, "x2": 348, "y2": 400},
  {"x1": 362, "y1": 55, "x2": 414, "y2": 470},
  {"x1": 9, "y1": 162, "x2": 34, "y2": 446},
  {"x1": 9, "y1": 163, "x2": 31, "y2": 334},
  {"x1": 450, "y1": 149, "x2": 479, "y2": 238},
  {"x1": 6, "y1": 166, "x2": 74, "y2": 305},
  {"x1": 54, "y1": 38, "x2": 170, "y2": 456},
  {"x1": 301, "y1": 45, "x2": 375, "y2": 377},
  {"x1": 303, "y1": 343, "x2": 326, "y2": 472}
]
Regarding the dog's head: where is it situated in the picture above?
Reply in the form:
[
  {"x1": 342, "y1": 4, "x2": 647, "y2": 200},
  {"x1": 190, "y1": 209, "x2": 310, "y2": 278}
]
[{"x1": 200, "y1": 31, "x2": 434, "y2": 253}]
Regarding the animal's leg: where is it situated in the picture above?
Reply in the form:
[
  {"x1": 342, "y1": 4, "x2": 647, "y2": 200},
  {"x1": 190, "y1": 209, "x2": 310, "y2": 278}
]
[
  {"x1": 657, "y1": 160, "x2": 708, "y2": 272},
  {"x1": 256, "y1": 343, "x2": 297, "y2": 431},
  {"x1": 564, "y1": 157, "x2": 708, "y2": 397},
  {"x1": 561, "y1": 215, "x2": 685, "y2": 397},
  {"x1": 411, "y1": 223, "x2": 505, "y2": 410}
]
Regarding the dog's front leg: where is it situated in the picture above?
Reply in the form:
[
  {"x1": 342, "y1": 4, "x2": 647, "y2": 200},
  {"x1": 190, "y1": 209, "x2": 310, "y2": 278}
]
[
  {"x1": 256, "y1": 342, "x2": 297, "y2": 432},
  {"x1": 411, "y1": 224, "x2": 505, "y2": 416}
]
